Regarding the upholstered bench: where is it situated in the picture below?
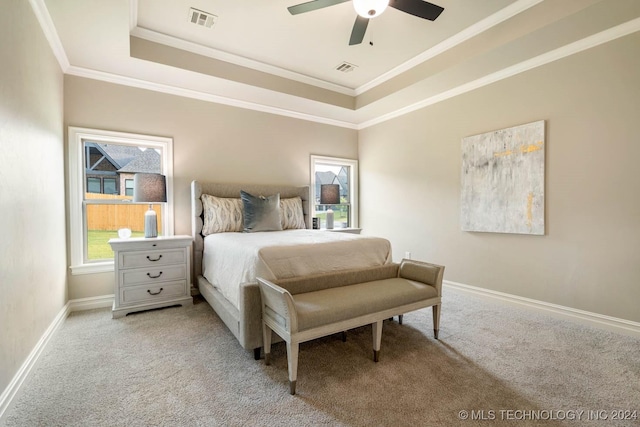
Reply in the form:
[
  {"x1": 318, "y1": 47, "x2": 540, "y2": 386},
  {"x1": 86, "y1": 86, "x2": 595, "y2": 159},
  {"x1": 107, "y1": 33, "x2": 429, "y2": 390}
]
[{"x1": 257, "y1": 259, "x2": 444, "y2": 395}]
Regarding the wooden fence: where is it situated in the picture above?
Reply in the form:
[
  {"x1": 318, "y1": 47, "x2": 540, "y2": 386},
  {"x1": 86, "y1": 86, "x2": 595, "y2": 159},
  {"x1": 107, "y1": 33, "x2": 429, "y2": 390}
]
[{"x1": 86, "y1": 193, "x2": 163, "y2": 232}]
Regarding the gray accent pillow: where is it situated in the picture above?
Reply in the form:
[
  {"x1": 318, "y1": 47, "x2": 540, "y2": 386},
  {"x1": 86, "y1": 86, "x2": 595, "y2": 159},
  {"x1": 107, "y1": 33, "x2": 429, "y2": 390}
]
[{"x1": 241, "y1": 190, "x2": 283, "y2": 233}]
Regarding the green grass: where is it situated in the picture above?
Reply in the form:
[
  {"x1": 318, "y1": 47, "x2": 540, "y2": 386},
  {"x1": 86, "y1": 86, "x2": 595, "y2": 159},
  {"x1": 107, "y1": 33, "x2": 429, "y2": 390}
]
[{"x1": 87, "y1": 230, "x2": 145, "y2": 260}]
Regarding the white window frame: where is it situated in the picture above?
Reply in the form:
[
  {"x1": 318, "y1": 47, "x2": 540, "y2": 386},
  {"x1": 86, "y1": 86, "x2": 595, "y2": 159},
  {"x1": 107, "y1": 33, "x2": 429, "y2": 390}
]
[
  {"x1": 68, "y1": 127, "x2": 174, "y2": 275},
  {"x1": 310, "y1": 155, "x2": 359, "y2": 228}
]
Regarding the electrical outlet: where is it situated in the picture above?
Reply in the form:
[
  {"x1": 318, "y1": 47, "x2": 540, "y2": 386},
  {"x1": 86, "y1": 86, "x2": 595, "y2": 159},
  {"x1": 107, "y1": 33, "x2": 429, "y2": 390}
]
[{"x1": 404, "y1": 251, "x2": 411, "y2": 259}]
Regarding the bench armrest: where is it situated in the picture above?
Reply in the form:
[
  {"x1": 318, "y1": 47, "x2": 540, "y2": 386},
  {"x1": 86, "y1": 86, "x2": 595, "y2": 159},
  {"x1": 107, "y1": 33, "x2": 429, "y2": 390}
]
[
  {"x1": 257, "y1": 277, "x2": 299, "y2": 334},
  {"x1": 399, "y1": 259, "x2": 445, "y2": 296}
]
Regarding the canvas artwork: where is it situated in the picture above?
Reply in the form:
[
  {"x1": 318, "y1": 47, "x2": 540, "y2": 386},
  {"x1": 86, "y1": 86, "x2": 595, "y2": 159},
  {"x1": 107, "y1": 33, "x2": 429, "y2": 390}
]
[{"x1": 460, "y1": 120, "x2": 545, "y2": 235}]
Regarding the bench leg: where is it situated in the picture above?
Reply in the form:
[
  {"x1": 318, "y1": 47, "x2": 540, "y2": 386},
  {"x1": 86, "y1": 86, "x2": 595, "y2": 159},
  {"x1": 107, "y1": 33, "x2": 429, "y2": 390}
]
[
  {"x1": 432, "y1": 304, "x2": 441, "y2": 339},
  {"x1": 253, "y1": 348, "x2": 261, "y2": 361},
  {"x1": 389, "y1": 315, "x2": 404, "y2": 324},
  {"x1": 262, "y1": 322, "x2": 272, "y2": 365},
  {"x1": 286, "y1": 341, "x2": 299, "y2": 395},
  {"x1": 372, "y1": 320, "x2": 383, "y2": 362}
]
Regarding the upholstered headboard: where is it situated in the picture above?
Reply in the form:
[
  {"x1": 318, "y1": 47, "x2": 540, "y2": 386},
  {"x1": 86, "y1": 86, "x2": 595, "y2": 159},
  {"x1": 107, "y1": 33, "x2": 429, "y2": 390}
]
[{"x1": 191, "y1": 180, "x2": 311, "y2": 279}]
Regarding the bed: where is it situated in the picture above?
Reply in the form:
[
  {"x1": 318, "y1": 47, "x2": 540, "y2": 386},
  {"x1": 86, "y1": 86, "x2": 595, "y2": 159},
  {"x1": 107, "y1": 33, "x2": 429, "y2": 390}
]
[{"x1": 191, "y1": 180, "x2": 392, "y2": 358}]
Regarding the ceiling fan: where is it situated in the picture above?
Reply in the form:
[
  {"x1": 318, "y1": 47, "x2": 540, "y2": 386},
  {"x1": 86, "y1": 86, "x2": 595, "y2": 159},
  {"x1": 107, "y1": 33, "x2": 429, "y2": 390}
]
[{"x1": 288, "y1": 0, "x2": 444, "y2": 46}]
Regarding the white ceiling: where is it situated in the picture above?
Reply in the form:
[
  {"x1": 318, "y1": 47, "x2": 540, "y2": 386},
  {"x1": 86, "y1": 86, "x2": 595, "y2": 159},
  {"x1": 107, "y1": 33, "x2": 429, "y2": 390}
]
[
  {"x1": 135, "y1": 0, "x2": 513, "y2": 90},
  {"x1": 38, "y1": 0, "x2": 640, "y2": 128}
]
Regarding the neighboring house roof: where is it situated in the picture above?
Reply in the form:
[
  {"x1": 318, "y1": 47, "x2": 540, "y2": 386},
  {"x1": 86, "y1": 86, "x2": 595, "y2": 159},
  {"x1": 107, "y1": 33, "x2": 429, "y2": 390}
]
[
  {"x1": 336, "y1": 167, "x2": 348, "y2": 196},
  {"x1": 117, "y1": 148, "x2": 161, "y2": 173},
  {"x1": 96, "y1": 143, "x2": 142, "y2": 169},
  {"x1": 315, "y1": 171, "x2": 338, "y2": 185},
  {"x1": 315, "y1": 170, "x2": 350, "y2": 202},
  {"x1": 315, "y1": 171, "x2": 337, "y2": 199},
  {"x1": 84, "y1": 143, "x2": 161, "y2": 174}
]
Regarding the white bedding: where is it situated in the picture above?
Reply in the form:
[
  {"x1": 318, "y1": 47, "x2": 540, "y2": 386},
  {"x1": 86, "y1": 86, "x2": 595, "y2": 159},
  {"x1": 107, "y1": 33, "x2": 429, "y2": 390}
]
[{"x1": 202, "y1": 229, "x2": 392, "y2": 309}]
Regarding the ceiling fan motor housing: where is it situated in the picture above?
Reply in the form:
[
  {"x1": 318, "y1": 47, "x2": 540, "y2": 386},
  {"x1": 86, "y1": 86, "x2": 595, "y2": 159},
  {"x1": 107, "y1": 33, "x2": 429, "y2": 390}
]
[
  {"x1": 353, "y1": 0, "x2": 389, "y2": 18},
  {"x1": 288, "y1": 0, "x2": 444, "y2": 46}
]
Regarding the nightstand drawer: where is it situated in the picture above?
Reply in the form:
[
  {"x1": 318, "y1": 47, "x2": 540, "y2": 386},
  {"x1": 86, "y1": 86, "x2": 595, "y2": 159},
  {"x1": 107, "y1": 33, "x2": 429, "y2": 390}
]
[
  {"x1": 109, "y1": 235, "x2": 193, "y2": 318},
  {"x1": 119, "y1": 248, "x2": 186, "y2": 269},
  {"x1": 120, "y1": 281, "x2": 187, "y2": 305},
  {"x1": 120, "y1": 264, "x2": 187, "y2": 287}
]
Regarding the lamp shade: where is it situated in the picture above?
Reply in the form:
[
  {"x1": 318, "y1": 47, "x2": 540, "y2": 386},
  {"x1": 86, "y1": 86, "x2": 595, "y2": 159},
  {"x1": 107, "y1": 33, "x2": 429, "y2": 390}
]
[
  {"x1": 133, "y1": 173, "x2": 167, "y2": 203},
  {"x1": 320, "y1": 184, "x2": 340, "y2": 205},
  {"x1": 353, "y1": 0, "x2": 389, "y2": 18}
]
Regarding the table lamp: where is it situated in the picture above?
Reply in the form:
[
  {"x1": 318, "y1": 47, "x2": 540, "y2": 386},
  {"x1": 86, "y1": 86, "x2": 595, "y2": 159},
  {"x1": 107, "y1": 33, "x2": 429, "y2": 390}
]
[
  {"x1": 320, "y1": 184, "x2": 340, "y2": 229},
  {"x1": 133, "y1": 173, "x2": 167, "y2": 238}
]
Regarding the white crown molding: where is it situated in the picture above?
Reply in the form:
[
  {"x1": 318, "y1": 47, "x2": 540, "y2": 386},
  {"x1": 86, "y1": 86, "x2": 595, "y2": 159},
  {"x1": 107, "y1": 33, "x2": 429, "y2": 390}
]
[
  {"x1": 357, "y1": 16, "x2": 640, "y2": 129},
  {"x1": 30, "y1": 1, "x2": 640, "y2": 131},
  {"x1": 65, "y1": 66, "x2": 359, "y2": 129},
  {"x1": 66, "y1": 9, "x2": 640, "y2": 132},
  {"x1": 130, "y1": 0, "x2": 138, "y2": 31},
  {"x1": 28, "y1": 0, "x2": 70, "y2": 72},
  {"x1": 129, "y1": 27, "x2": 357, "y2": 97},
  {"x1": 131, "y1": 1, "x2": 542, "y2": 98},
  {"x1": 444, "y1": 280, "x2": 640, "y2": 337},
  {"x1": 354, "y1": 0, "x2": 544, "y2": 95}
]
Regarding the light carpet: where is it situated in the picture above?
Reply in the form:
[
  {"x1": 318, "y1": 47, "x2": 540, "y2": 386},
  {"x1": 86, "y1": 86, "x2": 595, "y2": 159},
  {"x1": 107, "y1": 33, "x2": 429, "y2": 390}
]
[{"x1": 2, "y1": 290, "x2": 639, "y2": 426}]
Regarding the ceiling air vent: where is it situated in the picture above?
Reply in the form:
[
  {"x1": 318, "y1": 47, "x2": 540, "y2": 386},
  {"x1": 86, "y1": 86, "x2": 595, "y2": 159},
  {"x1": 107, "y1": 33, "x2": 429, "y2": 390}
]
[
  {"x1": 189, "y1": 8, "x2": 217, "y2": 28},
  {"x1": 335, "y1": 62, "x2": 358, "y2": 73}
]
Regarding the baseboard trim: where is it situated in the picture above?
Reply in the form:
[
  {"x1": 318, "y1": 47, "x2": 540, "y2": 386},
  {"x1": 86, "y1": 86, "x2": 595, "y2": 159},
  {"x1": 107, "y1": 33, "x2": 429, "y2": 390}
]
[
  {"x1": 0, "y1": 301, "x2": 71, "y2": 420},
  {"x1": 444, "y1": 280, "x2": 640, "y2": 338},
  {"x1": 0, "y1": 295, "x2": 114, "y2": 422},
  {"x1": 67, "y1": 294, "x2": 114, "y2": 312},
  {"x1": 3, "y1": 285, "x2": 636, "y2": 421}
]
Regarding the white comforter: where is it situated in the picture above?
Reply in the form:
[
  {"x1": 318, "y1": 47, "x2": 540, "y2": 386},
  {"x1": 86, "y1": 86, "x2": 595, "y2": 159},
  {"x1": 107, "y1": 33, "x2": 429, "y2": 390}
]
[{"x1": 202, "y1": 229, "x2": 392, "y2": 309}]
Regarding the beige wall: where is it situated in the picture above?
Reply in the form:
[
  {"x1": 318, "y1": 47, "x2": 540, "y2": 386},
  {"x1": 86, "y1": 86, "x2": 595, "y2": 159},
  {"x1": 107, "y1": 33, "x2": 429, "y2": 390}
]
[
  {"x1": 359, "y1": 32, "x2": 640, "y2": 323},
  {"x1": 0, "y1": 0, "x2": 66, "y2": 395},
  {"x1": 63, "y1": 76, "x2": 358, "y2": 299},
  {"x1": 3, "y1": 0, "x2": 636, "y2": 411}
]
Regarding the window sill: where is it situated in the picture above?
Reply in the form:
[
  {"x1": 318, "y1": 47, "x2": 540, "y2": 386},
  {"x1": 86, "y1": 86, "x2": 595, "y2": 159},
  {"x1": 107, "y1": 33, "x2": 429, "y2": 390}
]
[
  {"x1": 70, "y1": 261, "x2": 114, "y2": 275},
  {"x1": 319, "y1": 228, "x2": 362, "y2": 234}
]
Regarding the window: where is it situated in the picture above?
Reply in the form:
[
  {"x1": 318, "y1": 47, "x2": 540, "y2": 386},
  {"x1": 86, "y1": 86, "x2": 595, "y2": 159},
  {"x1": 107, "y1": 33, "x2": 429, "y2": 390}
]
[
  {"x1": 310, "y1": 155, "x2": 358, "y2": 229},
  {"x1": 87, "y1": 177, "x2": 101, "y2": 193},
  {"x1": 125, "y1": 179, "x2": 134, "y2": 197},
  {"x1": 68, "y1": 127, "x2": 174, "y2": 275},
  {"x1": 103, "y1": 178, "x2": 117, "y2": 194}
]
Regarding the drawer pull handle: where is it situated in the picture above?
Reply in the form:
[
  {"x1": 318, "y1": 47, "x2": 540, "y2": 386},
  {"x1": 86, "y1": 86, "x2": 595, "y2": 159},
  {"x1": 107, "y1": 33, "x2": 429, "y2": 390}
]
[
  {"x1": 147, "y1": 288, "x2": 164, "y2": 296},
  {"x1": 147, "y1": 255, "x2": 163, "y2": 262},
  {"x1": 147, "y1": 272, "x2": 163, "y2": 279}
]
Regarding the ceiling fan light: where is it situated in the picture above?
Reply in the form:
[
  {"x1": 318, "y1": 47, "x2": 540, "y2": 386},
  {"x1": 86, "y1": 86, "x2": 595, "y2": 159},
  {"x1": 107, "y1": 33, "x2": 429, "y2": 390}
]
[{"x1": 353, "y1": 0, "x2": 389, "y2": 18}]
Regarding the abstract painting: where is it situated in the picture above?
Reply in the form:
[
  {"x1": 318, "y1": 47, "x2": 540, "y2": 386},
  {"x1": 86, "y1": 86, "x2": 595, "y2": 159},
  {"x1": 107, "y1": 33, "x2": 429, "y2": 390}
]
[{"x1": 460, "y1": 120, "x2": 545, "y2": 235}]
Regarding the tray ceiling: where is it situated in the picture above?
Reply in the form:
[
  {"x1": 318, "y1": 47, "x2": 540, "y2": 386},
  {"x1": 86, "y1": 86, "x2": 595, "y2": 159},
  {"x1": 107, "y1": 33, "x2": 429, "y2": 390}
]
[{"x1": 40, "y1": 0, "x2": 640, "y2": 127}]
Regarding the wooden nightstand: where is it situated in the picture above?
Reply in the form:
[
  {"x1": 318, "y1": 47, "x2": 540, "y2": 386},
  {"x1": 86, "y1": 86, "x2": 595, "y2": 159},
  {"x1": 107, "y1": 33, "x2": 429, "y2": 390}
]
[{"x1": 108, "y1": 235, "x2": 193, "y2": 319}]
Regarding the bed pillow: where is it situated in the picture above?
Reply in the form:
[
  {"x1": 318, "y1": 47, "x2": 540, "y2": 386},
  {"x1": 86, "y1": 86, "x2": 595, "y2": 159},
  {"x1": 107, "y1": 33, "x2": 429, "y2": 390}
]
[
  {"x1": 241, "y1": 190, "x2": 283, "y2": 232},
  {"x1": 280, "y1": 197, "x2": 306, "y2": 230},
  {"x1": 201, "y1": 194, "x2": 244, "y2": 235}
]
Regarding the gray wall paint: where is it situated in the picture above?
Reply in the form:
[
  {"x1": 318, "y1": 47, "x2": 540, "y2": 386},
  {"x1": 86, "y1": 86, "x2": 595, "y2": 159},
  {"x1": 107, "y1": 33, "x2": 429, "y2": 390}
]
[
  {"x1": 359, "y1": 32, "x2": 640, "y2": 323},
  {"x1": 63, "y1": 76, "x2": 359, "y2": 299},
  {"x1": 0, "y1": 0, "x2": 66, "y2": 395}
]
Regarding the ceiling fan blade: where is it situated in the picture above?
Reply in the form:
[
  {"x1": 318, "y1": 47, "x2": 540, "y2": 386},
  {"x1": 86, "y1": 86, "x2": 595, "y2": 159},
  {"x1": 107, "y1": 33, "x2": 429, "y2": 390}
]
[
  {"x1": 389, "y1": 0, "x2": 444, "y2": 21},
  {"x1": 288, "y1": 0, "x2": 350, "y2": 15},
  {"x1": 349, "y1": 15, "x2": 369, "y2": 45}
]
